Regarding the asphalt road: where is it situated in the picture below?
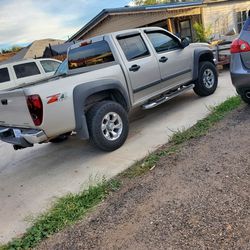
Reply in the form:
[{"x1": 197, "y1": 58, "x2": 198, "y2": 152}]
[{"x1": 0, "y1": 71, "x2": 236, "y2": 244}]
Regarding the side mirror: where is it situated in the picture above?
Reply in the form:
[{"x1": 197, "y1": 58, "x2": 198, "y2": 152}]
[{"x1": 181, "y1": 37, "x2": 190, "y2": 48}]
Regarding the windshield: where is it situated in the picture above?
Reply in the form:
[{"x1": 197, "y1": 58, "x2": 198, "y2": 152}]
[{"x1": 54, "y1": 60, "x2": 68, "y2": 76}]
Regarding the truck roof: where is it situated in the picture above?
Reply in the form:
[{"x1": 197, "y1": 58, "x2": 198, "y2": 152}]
[{"x1": 70, "y1": 27, "x2": 168, "y2": 50}]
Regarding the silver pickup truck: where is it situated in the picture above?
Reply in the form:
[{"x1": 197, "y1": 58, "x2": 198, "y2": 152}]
[{"x1": 0, "y1": 27, "x2": 218, "y2": 151}]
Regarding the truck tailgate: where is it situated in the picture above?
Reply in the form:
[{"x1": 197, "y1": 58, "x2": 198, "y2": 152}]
[{"x1": 0, "y1": 89, "x2": 34, "y2": 127}]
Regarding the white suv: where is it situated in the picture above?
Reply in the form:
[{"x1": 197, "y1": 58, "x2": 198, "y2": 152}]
[{"x1": 0, "y1": 58, "x2": 61, "y2": 90}]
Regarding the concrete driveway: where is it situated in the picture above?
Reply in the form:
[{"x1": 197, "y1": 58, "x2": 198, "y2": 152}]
[{"x1": 0, "y1": 71, "x2": 236, "y2": 244}]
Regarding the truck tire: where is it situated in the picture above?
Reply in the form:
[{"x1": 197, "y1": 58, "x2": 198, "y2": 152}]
[
  {"x1": 240, "y1": 93, "x2": 250, "y2": 104},
  {"x1": 193, "y1": 61, "x2": 218, "y2": 97},
  {"x1": 87, "y1": 101, "x2": 129, "y2": 151}
]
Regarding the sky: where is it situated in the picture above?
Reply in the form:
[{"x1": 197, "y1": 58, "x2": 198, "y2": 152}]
[{"x1": 0, "y1": 0, "x2": 133, "y2": 50}]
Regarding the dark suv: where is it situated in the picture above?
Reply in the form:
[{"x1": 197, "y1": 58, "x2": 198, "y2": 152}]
[{"x1": 230, "y1": 15, "x2": 250, "y2": 103}]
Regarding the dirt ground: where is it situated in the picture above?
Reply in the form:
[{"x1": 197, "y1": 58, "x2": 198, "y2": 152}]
[{"x1": 38, "y1": 105, "x2": 250, "y2": 250}]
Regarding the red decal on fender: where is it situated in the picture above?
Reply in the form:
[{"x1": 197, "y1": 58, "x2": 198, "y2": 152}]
[{"x1": 47, "y1": 94, "x2": 61, "y2": 104}]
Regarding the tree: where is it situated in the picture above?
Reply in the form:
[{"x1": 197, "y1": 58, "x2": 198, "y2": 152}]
[
  {"x1": 193, "y1": 22, "x2": 212, "y2": 43},
  {"x1": 1, "y1": 45, "x2": 22, "y2": 54}
]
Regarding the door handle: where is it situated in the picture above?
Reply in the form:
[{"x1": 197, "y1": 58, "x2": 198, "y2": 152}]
[
  {"x1": 129, "y1": 64, "x2": 140, "y2": 72},
  {"x1": 159, "y1": 56, "x2": 168, "y2": 63}
]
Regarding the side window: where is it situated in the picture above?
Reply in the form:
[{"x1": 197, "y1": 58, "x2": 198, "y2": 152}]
[
  {"x1": 0, "y1": 68, "x2": 10, "y2": 84},
  {"x1": 14, "y1": 62, "x2": 40, "y2": 79},
  {"x1": 118, "y1": 34, "x2": 150, "y2": 61},
  {"x1": 146, "y1": 32, "x2": 181, "y2": 53},
  {"x1": 40, "y1": 60, "x2": 61, "y2": 73},
  {"x1": 68, "y1": 41, "x2": 114, "y2": 70}
]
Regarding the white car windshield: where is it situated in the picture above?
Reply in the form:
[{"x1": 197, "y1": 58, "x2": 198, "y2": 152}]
[{"x1": 54, "y1": 60, "x2": 68, "y2": 76}]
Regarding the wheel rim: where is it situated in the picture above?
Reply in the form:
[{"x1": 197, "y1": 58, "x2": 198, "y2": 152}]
[
  {"x1": 203, "y1": 68, "x2": 215, "y2": 89},
  {"x1": 101, "y1": 112, "x2": 123, "y2": 141}
]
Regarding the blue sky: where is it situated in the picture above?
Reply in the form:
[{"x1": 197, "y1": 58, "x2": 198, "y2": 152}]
[{"x1": 0, "y1": 0, "x2": 132, "y2": 50}]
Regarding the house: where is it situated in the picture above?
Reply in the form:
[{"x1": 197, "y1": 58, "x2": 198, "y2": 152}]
[
  {"x1": 68, "y1": 0, "x2": 250, "y2": 42},
  {"x1": 43, "y1": 41, "x2": 75, "y2": 61},
  {"x1": 3, "y1": 39, "x2": 64, "y2": 64}
]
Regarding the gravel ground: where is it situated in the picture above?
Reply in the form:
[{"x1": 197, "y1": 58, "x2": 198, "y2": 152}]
[{"x1": 38, "y1": 105, "x2": 250, "y2": 250}]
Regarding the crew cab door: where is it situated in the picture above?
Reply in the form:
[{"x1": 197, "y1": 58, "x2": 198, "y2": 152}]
[
  {"x1": 114, "y1": 32, "x2": 161, "y2": 104},
  {"x1": 145, "y1": 30, "x2": 193, "y2": 89}
]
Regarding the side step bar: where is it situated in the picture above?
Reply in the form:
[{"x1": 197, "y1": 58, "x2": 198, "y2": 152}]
[{"x1": 142, "y1": 84, "x2": 195, "y2": 110}]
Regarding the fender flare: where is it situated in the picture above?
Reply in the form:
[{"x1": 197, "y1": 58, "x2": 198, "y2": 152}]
[
  {"x1": 193, "y1": 49, "x2": 215, "y2": 80},
  {"x1": 73, "y1": 79, "x2": 130, "y2": 140}
]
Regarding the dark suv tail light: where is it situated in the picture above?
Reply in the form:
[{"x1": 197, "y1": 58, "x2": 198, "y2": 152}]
[
  {"x1": 26, "y1": 95, "x2": 43, "y2": 126},
  {"x1": 231, "y1": 39, "x2": 250, "y2": 54}
]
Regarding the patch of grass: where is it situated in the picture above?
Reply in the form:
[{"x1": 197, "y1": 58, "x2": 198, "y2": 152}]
[
  {"x1": 123, "y1": 96, "x2": 242, "y2": 178},
  {"x1": 122, "y1": 145, "x2": 180, "y2": 178},
  {"x1": 1, "y1": 179, "x2": 120, "y2": 250},
  {"x1": 0, "y1": 96, "x2": 242, "y2": 250},
  {"x1": 170, "y1": 96, "x2": 242, "y2": 145}
]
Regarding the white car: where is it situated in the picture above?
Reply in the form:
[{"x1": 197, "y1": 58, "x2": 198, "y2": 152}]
[{"x1": 0, "y1": 58, "x2": 61, "y2": 90}]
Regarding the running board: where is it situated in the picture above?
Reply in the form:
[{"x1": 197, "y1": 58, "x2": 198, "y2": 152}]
[{"x1": 142, "y1": 84, "x2": 195, "y2": 110}]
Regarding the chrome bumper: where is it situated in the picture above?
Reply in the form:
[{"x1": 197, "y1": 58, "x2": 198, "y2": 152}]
[{"x1": 0, "y1": 126, "x2": 48, "y2": 148}]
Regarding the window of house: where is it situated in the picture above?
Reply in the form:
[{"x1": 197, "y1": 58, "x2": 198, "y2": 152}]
[
  {"x1": 0, "y1": 68, "x2": 10, "y2": 83},
  {"x1": 68, "y1": 41, "x2": 114, "y2": 70},
  {"x1": 237, "y1": 10, "x2": 248, "y2": 33},
  {"x1": 14, "y1": 62, "x2": 40, "y2": 79},
  {"x1": 146, "y1": 32, "x2": 181, "y2": 53},
  {"x1": 180, "y1": 20, "x2": 192, "y2": 40},
  {"x1": 118, "y1": 34, "x2": 150, "y2": 61},
  {"x1": 40, "y1": 60, "x2": 61, "y2": 73}
]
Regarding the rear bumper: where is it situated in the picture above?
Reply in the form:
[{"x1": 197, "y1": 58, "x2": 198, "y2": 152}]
[
  {"x1": 0, "y1": 126, "x2": 48, "y2": 148},
  {"x1": 230, "y1": 73, "x2": 250, "y2": 95},
  {"x1": 230, "y1": 54, "x2": 250, "y2": 95}
]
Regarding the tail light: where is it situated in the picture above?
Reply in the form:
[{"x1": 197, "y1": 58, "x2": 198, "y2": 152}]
[
  {"x1": 231, "y1": 39, "x2": 250, "y2": 54},
  {"x1": 26, "y1": 95, "x2": 43, "y2": 126}
]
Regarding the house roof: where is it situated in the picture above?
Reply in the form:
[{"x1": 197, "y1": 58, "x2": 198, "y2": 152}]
[
  {"x1": 45, "y1": 42, "x2": 75, "y2": 56},
  {"x1": 68, "y1": 0, "x2": 204, "y2": 41},
  {"x1": 4, "y1": 39, "x2": 64, "y2": 64}
]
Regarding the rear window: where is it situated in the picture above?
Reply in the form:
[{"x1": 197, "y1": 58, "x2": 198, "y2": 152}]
[
  {"x1": 68, "y1": 41, "x2": 114, "y2": 70},
  {"x1": 14, "y1": 62, "x2": 40, "y2": 79},
  {"x1": 243, "y1": 19, "x2": 250, "y2": 31},
  {"x1": 0, "y1": 68, "x2": 10, "y2": 83}
]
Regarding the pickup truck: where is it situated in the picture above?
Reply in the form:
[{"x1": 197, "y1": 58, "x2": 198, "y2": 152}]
[{"x1": 0, "y1": 27, "x2": 218, "y2": 151}]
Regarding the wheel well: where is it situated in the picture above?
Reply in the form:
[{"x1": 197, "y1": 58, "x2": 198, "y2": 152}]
[
  {"x1": 84, "y1": 90, "x2": 128, "y2": 112},
  {"x1": 199, "y1": 53, "x2": 214, "y2": 64}
]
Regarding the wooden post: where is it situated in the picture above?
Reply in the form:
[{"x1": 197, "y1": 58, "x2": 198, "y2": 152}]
[{"x1": 167, "y1": 18, "x2": 173, "y2": 33}]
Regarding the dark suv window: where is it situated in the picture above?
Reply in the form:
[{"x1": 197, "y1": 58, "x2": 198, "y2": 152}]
[
  {"x1": 146, "y1": 32, "x2": 181, "y2": 53},
  {"x1": 118, "y1": 34, "x2": 150, "y2": 61},
  {"x1": 68, "y1": 41, "x2": 114, "y2": 70},
  {"x1": 0, "y1": 68, "x2": 10, "y2": 83},
  {"x1": 14, "y1": 62, "x2": 40, "y2": 79}
]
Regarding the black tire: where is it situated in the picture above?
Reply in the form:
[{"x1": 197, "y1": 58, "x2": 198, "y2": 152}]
[
  {"x1": 193, "y1": 61, "x2": 218, "y2": 97},
  {"x1": 240, "y1": 93, "x2": 250, "y2": 104},
  {"x1": 50, "y1": 132, "x2": 71, "y2": 143},
  {"x1": 87, "y1": 101, "x2": 129, "y2": 152}
]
